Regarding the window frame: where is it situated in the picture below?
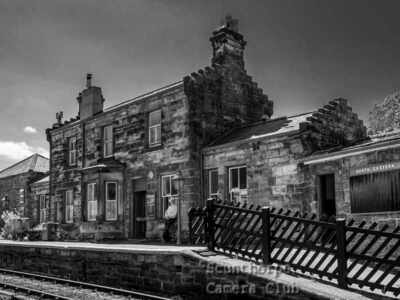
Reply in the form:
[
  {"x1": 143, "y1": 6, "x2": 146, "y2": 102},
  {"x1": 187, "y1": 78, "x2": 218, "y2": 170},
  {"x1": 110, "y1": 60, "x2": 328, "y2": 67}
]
[
  {"x1": 350, "y1": 171, "x2": 400, "y2": 214},
  {"x1": 148, "y1": 109, "x2": 162, "y2": 147},
  {"x1": 228, "y1": 165, "x2": 248, "y2": 202},
  {"x1": 103, "y1": 125, "x2": 114, "y2": 158},
  {"x1": 68, "y1": 137, "x2": 77, "y2": 166},
  {"x1": 65, "y1": 190, "x2": 74, "y2": 224},
  {"x1": 208, "y1": 169, "x2": 219, "y2": 197},
  {"x1": 39, "y1": 194, "x2": 46, "y2": 223},
  {"x1": 105, "y1": 181, "x2": 118, "y2": 221},
  {"x1": 87, "y1": 182, "x2": 97, "y2": 221},
  {"x1": 161, "y1": 174, "x2": 178, "y2": 214}
]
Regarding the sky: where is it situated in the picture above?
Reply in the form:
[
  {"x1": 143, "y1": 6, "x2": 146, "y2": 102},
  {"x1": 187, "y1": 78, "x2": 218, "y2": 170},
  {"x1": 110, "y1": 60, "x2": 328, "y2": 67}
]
[{"x1": 1, "y1": 0, "x2": 400, "y2": 170}]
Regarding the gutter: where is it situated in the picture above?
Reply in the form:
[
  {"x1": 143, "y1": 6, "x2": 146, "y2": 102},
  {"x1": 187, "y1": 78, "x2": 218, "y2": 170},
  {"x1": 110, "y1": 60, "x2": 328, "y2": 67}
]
[
  {"x1": 203, "y1": 129, "x2": 300, "y2": 152},
  {"x1": 303, "y1": 138, "x2": 400, "y2": 165}
]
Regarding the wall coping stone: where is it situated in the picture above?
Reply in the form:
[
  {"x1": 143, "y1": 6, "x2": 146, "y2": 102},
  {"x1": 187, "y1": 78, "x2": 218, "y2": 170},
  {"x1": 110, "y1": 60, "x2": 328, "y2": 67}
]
[{"x1": 0, "y1": 240, "x2": 205, "y2": 255}]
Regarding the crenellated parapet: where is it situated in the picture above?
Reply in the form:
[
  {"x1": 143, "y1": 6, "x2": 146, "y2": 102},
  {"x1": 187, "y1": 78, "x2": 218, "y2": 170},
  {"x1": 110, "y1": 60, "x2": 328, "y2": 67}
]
[{"x1": 299, "y1": 98, "x2": 367, "y2": 151}]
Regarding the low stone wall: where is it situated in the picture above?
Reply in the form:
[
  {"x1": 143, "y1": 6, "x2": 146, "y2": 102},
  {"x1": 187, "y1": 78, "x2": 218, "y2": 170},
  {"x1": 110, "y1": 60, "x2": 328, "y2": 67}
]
[{"x1": 0, "y1": 241, "x2": 371, "y2": 300}]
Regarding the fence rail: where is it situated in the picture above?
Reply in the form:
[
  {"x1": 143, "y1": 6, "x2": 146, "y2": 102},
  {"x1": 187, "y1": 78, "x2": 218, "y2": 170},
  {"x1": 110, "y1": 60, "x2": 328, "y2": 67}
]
[{"x1": 188, "y1": 199, "x2": 400, "y2": 297}]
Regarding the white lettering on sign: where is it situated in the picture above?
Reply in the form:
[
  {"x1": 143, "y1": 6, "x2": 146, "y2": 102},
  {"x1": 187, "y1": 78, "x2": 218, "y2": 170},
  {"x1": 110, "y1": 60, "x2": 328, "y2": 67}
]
[{"x1": 351, "y1": 162, "x2": 400, "y2": 176}]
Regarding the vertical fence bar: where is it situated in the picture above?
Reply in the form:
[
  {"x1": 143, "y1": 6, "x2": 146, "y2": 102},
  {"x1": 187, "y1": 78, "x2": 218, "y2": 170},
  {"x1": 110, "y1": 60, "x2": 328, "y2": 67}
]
[
  {"x1": 336, "y1": 218, "x2": 347, "y2": 289},
  {"x1": 206, "y1": 198, "x2": 215, "y2": 251},
  {"x1": 261, "y1": 206, "x2": 271, "y2": 264}
]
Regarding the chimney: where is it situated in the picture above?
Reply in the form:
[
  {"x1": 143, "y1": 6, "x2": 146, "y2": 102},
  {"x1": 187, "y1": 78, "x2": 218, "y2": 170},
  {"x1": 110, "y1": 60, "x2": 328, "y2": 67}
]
[
  {"x1": 77, "y1": 73, "x2": 105, "y2": 120},
  {"x1": 86, "y1": 73, "x2": 92, "y2": 88},
  {"x1": 210, "y1": 15, "x2": 247, "y2": 68}
]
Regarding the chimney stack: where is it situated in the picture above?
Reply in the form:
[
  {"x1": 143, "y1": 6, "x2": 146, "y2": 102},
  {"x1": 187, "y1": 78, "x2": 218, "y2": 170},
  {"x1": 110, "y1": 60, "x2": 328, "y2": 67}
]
[
  {"x1": 77, "y1": 73, "x2": 104, "y2": 120},
  {"x1": 210, "y1": 15, "x2": 246, "y2": 68}
]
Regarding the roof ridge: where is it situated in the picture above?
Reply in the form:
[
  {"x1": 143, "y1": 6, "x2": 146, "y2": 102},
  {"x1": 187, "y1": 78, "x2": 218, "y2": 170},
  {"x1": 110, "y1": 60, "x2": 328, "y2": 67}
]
[
  {"x1": 34, "y1": 153, "x2": 49, "y2": 160},
  {"x1": 104, "y1": 80, "x2": 183, "y2": 112}
]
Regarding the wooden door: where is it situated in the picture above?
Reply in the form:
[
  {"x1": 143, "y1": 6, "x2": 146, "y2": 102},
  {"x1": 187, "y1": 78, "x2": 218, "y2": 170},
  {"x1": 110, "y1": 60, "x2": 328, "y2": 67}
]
[{"x1": 132, "y1": 191, "x2": 146, "y2": 238}]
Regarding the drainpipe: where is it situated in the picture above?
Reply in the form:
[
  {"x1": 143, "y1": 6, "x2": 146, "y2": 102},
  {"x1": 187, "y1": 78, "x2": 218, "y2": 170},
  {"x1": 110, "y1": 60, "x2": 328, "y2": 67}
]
[{"x1": 176, "y1": 170, "x2": 183, "y2": 245}]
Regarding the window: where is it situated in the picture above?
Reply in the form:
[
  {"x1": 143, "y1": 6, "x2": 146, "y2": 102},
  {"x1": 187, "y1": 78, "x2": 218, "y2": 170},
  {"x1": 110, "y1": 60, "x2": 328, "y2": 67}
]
[
  {"x1": 69, "y1": 137, "x2": 77, "y2": 166},
  {"x1": 229, "y1": 166, "x2": 247, "y2": 203},
  {"x1": 105, "y1": 182, "x2": 117, "y2": 221},
  {"x1": 39, "y1": 194, "x2": 47, "y2": 223},
  {"x1": 161, "y1": 175, "x2": 178, "y2": 214},
  {"x1": 103, "y1": 125, "x2": 113, "y2": 157},
  {"x1": 65, "y1": 190, "x2": 74, "y2": 223},
  {"x1": 350, "y1": 170, "x2": 400, "y2": 213},
  {"x1": 56, "y1": 202, "x2": 62, "y2": 223},
  {"x1": 19, "y1": 189, "x2": 25, "y2": 204},
  {"x1": 149, "y1": 109, "x2": 161, "y2": 146},
  {"x1": 208, "y1": 169, "x2": 219, "y2": 198},
  {"x1": 87, "y1": 183, "x2": 97, "y2": 221}
]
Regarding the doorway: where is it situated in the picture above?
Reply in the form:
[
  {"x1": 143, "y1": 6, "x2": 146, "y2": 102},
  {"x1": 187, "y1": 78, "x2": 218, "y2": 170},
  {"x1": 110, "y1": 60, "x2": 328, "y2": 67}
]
[
  {"x1": 131, "y1": 191, "x2": 146, "y2": 239},
  {"x1": 319, "y1": 174, "x2": 336, "y2": 221}
]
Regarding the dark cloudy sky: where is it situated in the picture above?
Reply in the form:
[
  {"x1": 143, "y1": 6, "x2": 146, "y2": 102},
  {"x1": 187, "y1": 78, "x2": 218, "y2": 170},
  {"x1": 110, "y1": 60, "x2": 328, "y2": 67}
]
[{"x1": 1, "y1": 0, "x2": 400, "y2": 170}]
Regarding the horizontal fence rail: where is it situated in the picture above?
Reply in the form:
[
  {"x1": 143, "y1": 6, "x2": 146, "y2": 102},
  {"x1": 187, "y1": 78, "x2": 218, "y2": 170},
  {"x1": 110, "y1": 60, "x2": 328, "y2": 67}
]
[{"x1": 188, "y1": 199, "x2": 400, "y2": 297}]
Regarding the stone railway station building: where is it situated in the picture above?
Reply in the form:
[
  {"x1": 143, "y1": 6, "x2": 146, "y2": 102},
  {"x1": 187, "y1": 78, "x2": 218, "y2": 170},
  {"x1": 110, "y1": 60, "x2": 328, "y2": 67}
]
[
  {"x1": 45, "y1": 17, "x2": 273, "y2": 240},
  {"x1": 1, "y1": 17, "x2": 400, "y2": 241}
]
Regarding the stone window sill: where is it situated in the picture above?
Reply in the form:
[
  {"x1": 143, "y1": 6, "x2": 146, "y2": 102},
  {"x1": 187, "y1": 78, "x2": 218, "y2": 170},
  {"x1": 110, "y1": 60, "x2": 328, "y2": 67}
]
[{"x1": 145, "y1": 144, "x2": 163, "y2": 152}]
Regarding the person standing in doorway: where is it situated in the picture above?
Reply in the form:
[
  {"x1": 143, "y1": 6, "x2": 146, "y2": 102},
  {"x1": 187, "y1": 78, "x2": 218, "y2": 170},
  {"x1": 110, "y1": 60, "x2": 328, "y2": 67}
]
[{"x1": 163, "y1": 197, "x2": 177, "y2": 242}]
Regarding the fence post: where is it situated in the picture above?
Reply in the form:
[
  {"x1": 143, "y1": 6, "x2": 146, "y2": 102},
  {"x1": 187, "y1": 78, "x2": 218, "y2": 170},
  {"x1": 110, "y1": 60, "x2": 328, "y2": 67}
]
[
  {"x1": 206, "y1": 198, "x2": 215, "y2": 251},
  {"x1": 188, "y1": 208, "x2": 194, "y2": 244},
  {"x1": 261, "y1": 206, "x2": 271, "y2": 265},
  {"x1": 336, "y1": 218, "x2": 347, "y2": 289}
]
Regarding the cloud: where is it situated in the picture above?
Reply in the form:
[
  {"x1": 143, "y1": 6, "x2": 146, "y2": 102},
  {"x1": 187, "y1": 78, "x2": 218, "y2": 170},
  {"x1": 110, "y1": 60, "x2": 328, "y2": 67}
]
[
  {"x1": 0, "y1": 141, "x2": 48, "y2": 161},
  {"x1": 23, "y1": 126, "x2": 38, "y2": 134}
]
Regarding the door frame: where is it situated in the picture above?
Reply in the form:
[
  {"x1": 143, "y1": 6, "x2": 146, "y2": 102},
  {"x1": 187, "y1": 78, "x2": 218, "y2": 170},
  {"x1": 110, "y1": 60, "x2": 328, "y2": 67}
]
[{"x1": 317, "y1": 173, "x2": 337, "y2": 221}]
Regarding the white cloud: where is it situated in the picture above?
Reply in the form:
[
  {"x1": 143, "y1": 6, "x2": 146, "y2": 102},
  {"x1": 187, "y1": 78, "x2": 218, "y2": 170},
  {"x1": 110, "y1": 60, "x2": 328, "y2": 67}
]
[
  {"x1": 0, "y1": 141, "x2": 48, "y2": 161},
  {"x1": 23, "y1": 126, "x2": 38, "y2": 134}
]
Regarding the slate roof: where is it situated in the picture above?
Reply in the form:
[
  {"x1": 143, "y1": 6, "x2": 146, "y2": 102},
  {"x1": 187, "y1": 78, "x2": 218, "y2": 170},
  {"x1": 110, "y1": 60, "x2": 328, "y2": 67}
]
[
  {"x1": 208, "y1": 112, "x2": 313, "y2": 147},
  {"x1": 31, "y1": 175, "x2": 49, "y2": 185},
  {"x1": 0, "y1": 154, "x2": 49, "y2": 179}
]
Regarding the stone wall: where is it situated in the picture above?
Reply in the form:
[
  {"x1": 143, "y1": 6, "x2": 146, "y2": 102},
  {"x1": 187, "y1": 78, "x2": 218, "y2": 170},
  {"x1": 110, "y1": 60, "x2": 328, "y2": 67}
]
[
  {"x1": 48, "y1": 121, "x2": 83, "y2": 238},
  {"x1": 0, "y1": 242, "x2": 338, "y2": 300},
  {"x1": 85, "y1": 84, "x2": 195, "y2": 239},
  {"x1": 203, "y1": 135, "x2": 312, "y2": 212},
  {"x1": 183, "y1": 62, "x2": 273, "y2": 150}
]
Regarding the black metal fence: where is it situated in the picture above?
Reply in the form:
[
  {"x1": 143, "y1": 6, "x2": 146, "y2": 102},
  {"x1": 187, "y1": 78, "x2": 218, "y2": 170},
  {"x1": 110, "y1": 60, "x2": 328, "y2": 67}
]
[{"x1": 188, "y1": 199, "x2": 400, "y2": 296}]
